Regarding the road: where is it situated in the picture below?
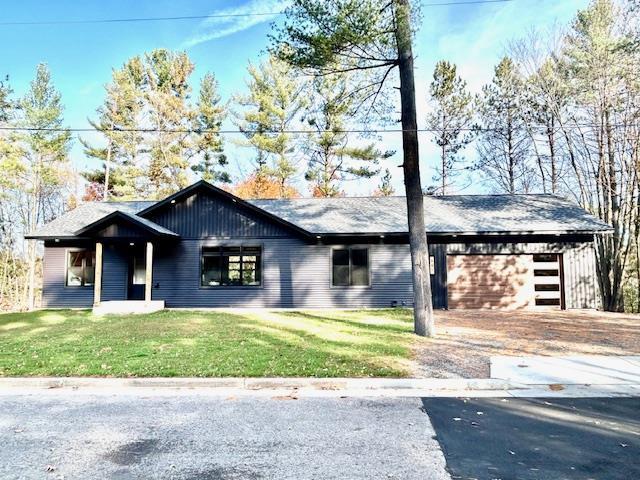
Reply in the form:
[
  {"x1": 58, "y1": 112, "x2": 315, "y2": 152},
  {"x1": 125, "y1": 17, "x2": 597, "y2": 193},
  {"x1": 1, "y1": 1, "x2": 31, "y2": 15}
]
[
  {"x1": 1, "y1": 392, "x2": 638, "y2": 479},
  {"x1": 0, "y1": 393, "x2": 449, "y2": 480}
]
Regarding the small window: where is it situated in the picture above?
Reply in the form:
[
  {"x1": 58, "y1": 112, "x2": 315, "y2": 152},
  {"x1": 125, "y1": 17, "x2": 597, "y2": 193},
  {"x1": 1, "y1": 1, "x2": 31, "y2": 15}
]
[
  {"x1": 66, "y1": 250, "x2": 95, "y2": 287},
  {"x1": 332, "y1": 248, "x2": 369, "y2": 287},
  {"x1": 201, "y1": 246, "x2": 262, "y2": 287}
]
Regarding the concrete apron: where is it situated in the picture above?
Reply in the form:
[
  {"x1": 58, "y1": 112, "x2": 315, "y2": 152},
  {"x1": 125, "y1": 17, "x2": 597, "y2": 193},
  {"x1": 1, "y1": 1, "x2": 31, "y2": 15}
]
[{"x1": 0, "y1": 377, "x2": 638, "y2": 398}]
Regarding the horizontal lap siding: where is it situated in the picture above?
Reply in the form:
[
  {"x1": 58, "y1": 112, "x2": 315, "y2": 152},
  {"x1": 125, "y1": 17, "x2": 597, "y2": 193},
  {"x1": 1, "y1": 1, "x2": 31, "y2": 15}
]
[
  {"x1": 42, "y1": 247, "x2": 93, "y2": 308},
  {"x1": 152, "y1": 240, "x2": 415, "y2": 308}
]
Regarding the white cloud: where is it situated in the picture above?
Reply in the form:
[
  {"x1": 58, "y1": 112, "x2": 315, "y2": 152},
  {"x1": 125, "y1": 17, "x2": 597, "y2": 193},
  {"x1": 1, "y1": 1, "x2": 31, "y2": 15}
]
[{"x1": 183, "y1": 0, "x2": 290, "y2": 48}]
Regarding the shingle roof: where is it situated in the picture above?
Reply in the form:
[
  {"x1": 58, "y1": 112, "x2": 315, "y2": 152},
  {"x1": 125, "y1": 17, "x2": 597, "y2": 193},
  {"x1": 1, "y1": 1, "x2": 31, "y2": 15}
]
[
  {"x1": 74, "y1": 209, "x2": 179, "y2": 237},
  {"x1": 26, "y1": 193, "x2": 611, "y2": 239},
  {"x1": 26, "y1": 201, "x2": 154, "y2": 238},
  {"x1": 249, "y1": 194, "x2": 612, "y2": 235}
]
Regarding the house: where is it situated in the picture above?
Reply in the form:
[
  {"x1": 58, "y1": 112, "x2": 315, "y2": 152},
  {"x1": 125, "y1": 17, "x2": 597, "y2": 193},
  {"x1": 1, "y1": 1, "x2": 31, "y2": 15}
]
[{"x1": 26, "y1": 180, "x2": 611, "y2": 312}]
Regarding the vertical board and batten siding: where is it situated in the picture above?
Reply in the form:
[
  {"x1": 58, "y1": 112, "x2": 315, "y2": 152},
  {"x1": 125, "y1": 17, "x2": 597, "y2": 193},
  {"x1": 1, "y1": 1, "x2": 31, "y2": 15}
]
[
  {"x1": 563, "y1": 242, "x2": 599, "y2": 309},
  {"x1": 147, "y1": 192, "x2": 289, "y2": 238},
  {"x1": 101, "y1": 246, "x2": 128, "y2": 301}
]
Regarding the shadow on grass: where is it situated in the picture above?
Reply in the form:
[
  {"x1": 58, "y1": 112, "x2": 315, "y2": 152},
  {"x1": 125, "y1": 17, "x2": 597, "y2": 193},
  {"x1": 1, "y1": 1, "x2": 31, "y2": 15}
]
[{"x1": 0, "y1": 309, "x2": 413, "y2": 377}]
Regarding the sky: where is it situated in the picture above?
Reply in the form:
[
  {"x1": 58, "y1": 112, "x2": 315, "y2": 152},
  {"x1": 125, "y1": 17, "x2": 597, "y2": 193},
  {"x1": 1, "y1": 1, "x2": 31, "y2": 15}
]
[{"x1": 0, "y1": 0, "x2": 590, "y2": 197}]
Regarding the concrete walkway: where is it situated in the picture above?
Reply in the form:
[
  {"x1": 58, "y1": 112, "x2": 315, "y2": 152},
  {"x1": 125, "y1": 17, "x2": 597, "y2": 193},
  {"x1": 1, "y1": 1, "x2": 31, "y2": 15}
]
[{"x1": 491, "y1": 355, "x2": 640, "y2": 385}]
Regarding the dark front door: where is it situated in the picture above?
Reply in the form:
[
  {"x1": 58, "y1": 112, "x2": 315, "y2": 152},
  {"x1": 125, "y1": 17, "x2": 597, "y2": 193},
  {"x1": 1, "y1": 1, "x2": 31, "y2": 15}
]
[{"x1": 127, "y1": 249, "x2": 146, "y2": 300}]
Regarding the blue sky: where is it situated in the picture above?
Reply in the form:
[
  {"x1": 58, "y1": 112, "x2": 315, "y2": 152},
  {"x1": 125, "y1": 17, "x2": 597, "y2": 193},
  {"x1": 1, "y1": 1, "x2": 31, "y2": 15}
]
[{"x1": 0, "y1": 0, "x2": 589, "y2": 196}]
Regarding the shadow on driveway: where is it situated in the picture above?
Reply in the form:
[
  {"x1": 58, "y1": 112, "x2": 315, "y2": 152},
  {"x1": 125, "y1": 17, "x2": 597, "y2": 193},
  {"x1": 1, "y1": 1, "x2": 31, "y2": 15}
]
[{"x1": 422, "y1": 397, "x2": 640, "y2": 480}]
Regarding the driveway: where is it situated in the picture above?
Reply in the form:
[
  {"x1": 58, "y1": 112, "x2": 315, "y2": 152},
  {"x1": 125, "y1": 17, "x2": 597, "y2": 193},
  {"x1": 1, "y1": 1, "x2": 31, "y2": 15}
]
[
  {"x1": 422, "y1": 397, "x2": 640, "y2": 480},
  {"x1": 413, "y1": 310, "x2": 640, "y2": 378},
  {"x1": 0, "y1": 393, "x2": 449, "y2": 480}
]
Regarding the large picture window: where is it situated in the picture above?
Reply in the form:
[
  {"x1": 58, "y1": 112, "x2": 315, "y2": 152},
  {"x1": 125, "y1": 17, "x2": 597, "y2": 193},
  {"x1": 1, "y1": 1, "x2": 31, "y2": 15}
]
[
  {"x1": 201, "y1": 246, "x2": 262, "y2": 287},
  {"x1": 66, "y1": 250, "x2": 95, "y2": 287},
  {"x1": 332, "y1": 248, "x2": 369, "y2": 287}
]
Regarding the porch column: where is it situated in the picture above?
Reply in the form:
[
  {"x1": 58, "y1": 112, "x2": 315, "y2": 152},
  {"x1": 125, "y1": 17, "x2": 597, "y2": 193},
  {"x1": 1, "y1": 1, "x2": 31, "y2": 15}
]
[
  {"x1": 93, "y1": 242, "x2": 103, "y2": 307},
  {"x1": 145, "y1": 241, "x2": 153, "y2": 302}
]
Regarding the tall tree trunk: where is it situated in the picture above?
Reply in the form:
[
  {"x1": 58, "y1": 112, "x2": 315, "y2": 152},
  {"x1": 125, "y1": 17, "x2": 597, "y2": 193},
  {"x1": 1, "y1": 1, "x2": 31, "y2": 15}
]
[
  {"x1": 441, "y1": 143, "x2": 446, "y2": 195},
  {"x1": 103, "y1": 138, "x2": 112, "y2": 202},
  {"x1": 394, "y1": 0, "x2": 434, "y2": 337}
]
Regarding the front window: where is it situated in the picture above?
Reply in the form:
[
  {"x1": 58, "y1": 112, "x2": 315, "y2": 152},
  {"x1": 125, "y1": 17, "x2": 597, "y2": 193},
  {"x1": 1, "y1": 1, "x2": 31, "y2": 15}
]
[
  {"x1": 201, "y1": 246, "x2": 262, "y2": 287},
  {"x1": 66, "y1": 250, "x2": 95, "y2": 287},
  {"x1": 332, "y1": 248, "x2": 369, "y2": 287}
]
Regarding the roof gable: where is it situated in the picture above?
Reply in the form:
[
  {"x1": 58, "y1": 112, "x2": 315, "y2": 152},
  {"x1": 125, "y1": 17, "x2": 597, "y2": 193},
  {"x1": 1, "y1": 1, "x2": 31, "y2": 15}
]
[
  {"x1": 139, "y1": 180, "x2": 313, "y2": 239},
  {"x1": 75, "y1": 211, "x2": 179, "y2": 238}
]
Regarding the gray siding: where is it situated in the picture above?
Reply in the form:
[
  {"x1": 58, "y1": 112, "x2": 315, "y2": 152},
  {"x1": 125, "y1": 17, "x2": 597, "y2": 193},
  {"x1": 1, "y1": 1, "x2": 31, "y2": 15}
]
[
  {"x1": 147, "y1": 192, "x2": 291, "y2": 238},
  {"x1": 563, "y1": 242, "x2": 599, "y2": 309},
  {"x1": 152, "y1": 239, "x2": 415, "y2": 308},
  {"x1": 42, "y1": 247, "x2": 93, "y2": 308}
]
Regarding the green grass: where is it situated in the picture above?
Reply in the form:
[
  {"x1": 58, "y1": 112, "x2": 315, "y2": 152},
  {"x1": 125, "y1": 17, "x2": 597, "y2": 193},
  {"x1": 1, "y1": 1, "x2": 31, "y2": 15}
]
[{"x1": 0, "y1": 309, "x2": 417, "y2": 377}]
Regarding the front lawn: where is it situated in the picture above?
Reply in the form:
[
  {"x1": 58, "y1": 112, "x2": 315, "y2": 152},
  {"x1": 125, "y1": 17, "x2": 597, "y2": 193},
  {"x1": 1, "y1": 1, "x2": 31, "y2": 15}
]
[{"x1": 0, "y1": 309, "x2": 416, "y2": 377}]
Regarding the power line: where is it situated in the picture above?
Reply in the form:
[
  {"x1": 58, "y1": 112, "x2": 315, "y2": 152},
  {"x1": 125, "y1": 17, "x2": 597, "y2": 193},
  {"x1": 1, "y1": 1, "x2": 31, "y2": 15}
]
[
  {"x1": 0, "y1": 0, "x2": 514, "y2": 26},
  {"x1": 0, "y1": 12, "x2": 283, "y2": 26},
  {"x1": 0, "y1": 122, "x2": 635, "y2": 135}
]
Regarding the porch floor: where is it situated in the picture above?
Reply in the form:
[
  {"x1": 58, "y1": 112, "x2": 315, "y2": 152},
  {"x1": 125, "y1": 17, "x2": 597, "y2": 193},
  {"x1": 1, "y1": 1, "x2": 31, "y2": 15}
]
[{"x1": 93, "y1": 301, "x2": 165, "y2": 315}]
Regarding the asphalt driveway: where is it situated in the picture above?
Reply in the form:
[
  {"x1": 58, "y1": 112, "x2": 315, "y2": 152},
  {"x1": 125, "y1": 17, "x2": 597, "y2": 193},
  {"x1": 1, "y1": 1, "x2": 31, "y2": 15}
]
[
  {"x1": 422, "y1": 397, "x2": 640, "y2": 480},
  {"x1": 0, "y1": 393, "x2": 449, "y2": 480}
]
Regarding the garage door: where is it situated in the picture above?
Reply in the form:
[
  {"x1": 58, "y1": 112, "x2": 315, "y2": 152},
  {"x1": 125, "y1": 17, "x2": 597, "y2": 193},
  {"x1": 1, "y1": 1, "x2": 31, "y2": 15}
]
[{"x1": 447, "y1": 254, "x2": 563, "y2": 310}]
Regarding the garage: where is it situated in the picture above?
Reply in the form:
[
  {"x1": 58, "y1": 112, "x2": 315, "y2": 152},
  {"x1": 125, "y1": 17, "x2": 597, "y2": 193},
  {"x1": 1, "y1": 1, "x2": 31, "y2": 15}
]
[{"x1": 446, "y1": 254, "x2": 563, "y2": 310}]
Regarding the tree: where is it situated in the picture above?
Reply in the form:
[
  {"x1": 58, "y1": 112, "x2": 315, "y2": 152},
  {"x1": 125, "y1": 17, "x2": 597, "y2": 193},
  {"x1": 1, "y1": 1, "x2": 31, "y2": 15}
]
[
  {"x1": 83, "y1": 49, "x2": 229, "y2": 200},
  {"x1": 4, "y1": 65, "x2": 72, "y2": 309},
  {"x1": 426, "y1": 61, "x2": 474, "y2": 194},
  {"x1": 557, "y1": 0, "x2": 639, "y2": 311},
  {"x1": 272, "y1": 0, "x2": 435, "y2": 336},
  {"x1": 304, "y1": 73, "x2": 389, "y2": 197},
  {"x1": 191, "y1": 73, "x2": 229, "y2": 183},
  {"x1": 81, "y1": 61, "x2": 145, "y2": 200},
  {"x1": 476, "y1": 57, "x2": 533, "y2": 193},
  {"x1": 233, "y1": 55, "x2": 305, "y2": 198},
  {"x1": 232, "y1": 174, "x2": 301, "y2": 199},
  {"x1": 373, "y1": 169, "x2": 396, "y2": 196}
]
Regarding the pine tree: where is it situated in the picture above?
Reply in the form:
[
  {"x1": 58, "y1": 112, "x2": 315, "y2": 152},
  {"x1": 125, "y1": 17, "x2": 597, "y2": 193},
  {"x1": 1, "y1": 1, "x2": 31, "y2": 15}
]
[
  {"x1": 191, "y1": 73, "x2": 229, "y2": 183},
  {"x1": 426, "y1": 61, "x2": 474, "y2": 195},
  {"x1": 476, "y1": 57, "x2": 533, "y2": 194},
  {"x1": 81, "y1": 60, "x2": 145, "y2": 200},
  {"x1": 304, "y1": 73, "x2": 389, "y2": 197},
  {"x1": 233, "y1": 54, "x2": 305, "y2": 198},
  {"x1": 373, "y1": 169, "x2": 395, "y2": 196},
  {"x1": 10, "y1": 65, "x2": 71, "y2": 309}
]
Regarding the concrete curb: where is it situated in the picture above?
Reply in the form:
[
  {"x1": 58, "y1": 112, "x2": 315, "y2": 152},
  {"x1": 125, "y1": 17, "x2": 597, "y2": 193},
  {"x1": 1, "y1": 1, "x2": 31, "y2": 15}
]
[
  {"x1": 0, "y1": 377, "x2": 637, "y2": 398},
  {"x1": 0, "y1": 377, "x2": 515, "y2": 391}
]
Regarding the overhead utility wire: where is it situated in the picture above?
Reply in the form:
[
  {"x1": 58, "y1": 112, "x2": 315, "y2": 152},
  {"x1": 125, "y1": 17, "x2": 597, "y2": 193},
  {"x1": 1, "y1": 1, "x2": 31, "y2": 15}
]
[
  {"x1": 0, "y1": 0, "x2": 514, "y2": 26},
  {"x1": 0, "y1": 122, "x2": 634, "y2": 134}
]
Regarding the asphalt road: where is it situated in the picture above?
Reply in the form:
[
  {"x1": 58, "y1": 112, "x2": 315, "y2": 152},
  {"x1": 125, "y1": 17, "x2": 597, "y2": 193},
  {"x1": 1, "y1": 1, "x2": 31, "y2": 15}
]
[
  {"x1": 0, "y1": 393, "x2": 449, "y2": 480},
  {"x1": 2, "y1": 393, "x2": 639, "y2": 479},
  {"x1": 422, "y1": 397, "x2": 640, "y2": 480}
]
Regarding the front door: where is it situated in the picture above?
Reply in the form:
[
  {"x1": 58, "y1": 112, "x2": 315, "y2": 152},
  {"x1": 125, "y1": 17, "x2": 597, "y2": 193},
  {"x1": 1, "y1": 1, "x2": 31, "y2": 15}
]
[{"x1": 127, "y1": 249, "x2": 146, "y2": 300}]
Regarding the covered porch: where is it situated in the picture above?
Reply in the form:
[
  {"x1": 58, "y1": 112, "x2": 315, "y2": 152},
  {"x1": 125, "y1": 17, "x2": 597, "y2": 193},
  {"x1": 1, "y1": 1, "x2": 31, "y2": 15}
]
[{"x1": 74, "y1": 210, "x2": 180, "y2": 314}]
